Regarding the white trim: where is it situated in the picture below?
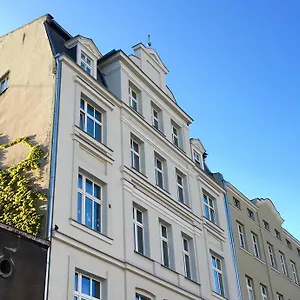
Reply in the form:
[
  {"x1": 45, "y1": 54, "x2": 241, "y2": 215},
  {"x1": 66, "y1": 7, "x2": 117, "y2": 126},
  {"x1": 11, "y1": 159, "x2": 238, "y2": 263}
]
[
  {"x1": 130, "y1": 138, "x2": 140, "y2": 171},
  {"x1": 160, "y1": 223, "x2": 170, "y2": 268},
  {"x1": 182, "y1": 237, "x2": 192, "y2": 279},
  {"x1": 251, "y1": 232, "x2": 261, "y2": 259},
  {"x1": 74, "y1": 272, "x2": 101, "y2": 300},
  {"x1": 133, "y1": 206, "x2": 144, "y2": 254},
  {"x1": 246, "y1": 276, "x2": 255, "y2": 300}
]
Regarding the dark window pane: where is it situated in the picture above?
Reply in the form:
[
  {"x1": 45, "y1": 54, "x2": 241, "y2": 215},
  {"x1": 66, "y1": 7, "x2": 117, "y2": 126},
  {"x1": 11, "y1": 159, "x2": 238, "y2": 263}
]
[
  {"x1": 95, "y1": 123, "x2": 101, "y2": 142},
  {"x1": 93, "y1": 184, "x2": 101, "y2": 199},
  {"x1": 156, "y1": 172, "x2": 163, "y2": 188},
  {"x1": 81, "y1": 276, "x2": 90, "y2": 295},
  {"x1": 162, "y1": 241, "x2": 169, "y2": 267},
  {"x1": 85, "y1": 197, "x2": 92, "y2": 228},
  {"x1": 80, "y1": 99, "x2": 85, "y2": 109},
  {"x1": 134, "y1": 154, "x2": 140, "y2": 171},
  {"x1": 79, "y1": 112, "x2": 85, "y2": 130},
  {"x1": 94, "y1": 202, "x2": 101, "y2": 232},
  {"x1": 156, "y1": 159, "x2": 162, "y2": 170},
  {"x1": 178, "y1": 187, "x2": 184, "y2": 203},
  {"x1": 203, "y1": 195, "x2": 208, "y2": 204},
  {"x1": 95, "y1": 110, "x2": 101, "y2": 122},
  {"x1": 77, "y1": 193, "x2": 82, "y2": 222},
  {"x1": 85, "y1": 179, "x2": 93, "y2": 195},
  {"x1": 92, "y1": 280, "x2": 100, "y2": 299},
  {"x1": 183, "y1": 239, "x2": 188, "y2": 251},
  {"x1": 213, "y1": 270, "x2": 220, "y2": 293},
  {"x1": 218, "y1": 273, "x2": 224, "y2": 295},
  {"x1": 74, "y1": 273, "x2": 78, "y2": 291},
  {"x1": 161, "y1": 225, "x2": 167, "y2": 238},
  {"x1": 78, "y1": 174, "x2": 83, "y2": 189},
  {"x1": 204, "y1": 205, "x2": 210, "y2": 219},
  {"x1": 185, "y1": 255, "x2": 191, "y2": 278},
  {"x1": 136, "y1": 210, "x2": 143, "y2": 223},
  {"x1": 210, "y1": 209, "x2": 216, "y2": 223},
  {"x1": 87, "y1": 117, "x2": 94, "y2": 137},
  {"x1": 86, "y1": 67, "x2": 91, "y2": 74},
  {"x1": 137, "y1": 226, "x2": 144, "y2": 254}
]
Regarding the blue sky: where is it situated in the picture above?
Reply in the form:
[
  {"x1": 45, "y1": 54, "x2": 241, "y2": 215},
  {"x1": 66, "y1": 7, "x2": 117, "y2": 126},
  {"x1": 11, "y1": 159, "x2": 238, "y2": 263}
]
[{"x1": 1, "y1": 1, "x2": 299, "y2": 239}]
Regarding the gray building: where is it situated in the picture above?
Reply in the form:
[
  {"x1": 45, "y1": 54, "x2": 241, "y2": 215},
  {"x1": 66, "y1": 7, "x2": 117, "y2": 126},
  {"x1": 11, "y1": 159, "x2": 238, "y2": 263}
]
[{"x1": 0, "y1": 14, "x2": 240, "y2": 300}]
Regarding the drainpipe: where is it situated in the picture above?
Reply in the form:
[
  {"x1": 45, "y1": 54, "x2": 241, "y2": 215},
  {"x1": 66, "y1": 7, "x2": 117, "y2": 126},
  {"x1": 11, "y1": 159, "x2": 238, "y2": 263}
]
[
  {"x1": 44, "y1": 53, "x2": 62, "y2": 300},
  {"x1": 220, "y1": 174, "x2": 243, "y2": 300}
]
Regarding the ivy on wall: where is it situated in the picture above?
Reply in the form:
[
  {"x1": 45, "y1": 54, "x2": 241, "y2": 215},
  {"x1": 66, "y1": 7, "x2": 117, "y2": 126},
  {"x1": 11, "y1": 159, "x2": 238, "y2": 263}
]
[{"x1": 0, "y1": 136, "x2": 46, "y2": 235}]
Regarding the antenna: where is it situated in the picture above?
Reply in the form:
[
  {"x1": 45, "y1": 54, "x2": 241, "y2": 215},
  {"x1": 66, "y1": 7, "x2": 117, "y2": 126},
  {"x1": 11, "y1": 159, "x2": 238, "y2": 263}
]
[{"x1": 147, "y1": 34, "x2": 152, "y2": 47}]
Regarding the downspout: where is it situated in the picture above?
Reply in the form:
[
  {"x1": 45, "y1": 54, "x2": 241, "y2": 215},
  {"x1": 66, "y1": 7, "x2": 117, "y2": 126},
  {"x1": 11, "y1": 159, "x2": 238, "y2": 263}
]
[
  {"x1": 220, "y1": 174, "x2": 243, "y2": 300},
  {"x1": 44, "y1": 53, "x2": 62, "y2": 300}
]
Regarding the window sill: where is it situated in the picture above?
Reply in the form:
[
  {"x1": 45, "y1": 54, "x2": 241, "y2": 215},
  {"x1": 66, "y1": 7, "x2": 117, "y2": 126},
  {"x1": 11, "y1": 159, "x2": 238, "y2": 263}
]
[
  {"x1": 183, "y1": 275, "x2": 199, "y2": 285},
  {"x1": 239, "y1": 247, "x2": 252, "y2": 256},
  {"x1": 178, "y1": 201, "x2": 191, "y2": 211},
  {"x1": 212, "y1": 291, "x2": 228, "y2": 300},
  {"x1": 173, "y1": 143, "x2": 186, "y2": 154},
  {"x1": 161, "y1": 263, "x2": 178, "y2": 275},
  {"x1": 270, "y1": 266, "x2": 281, "y2": 274},
  {"x1": 131, "y1": 167, "x2": 147, "y2": 179},
  {"x1": 155, "y1": 184, "x2": 170, "y2": 195},
  {"x1": 152, "y1": 125, "x2": 166, "y2": 137},
  {"x1": 254, "y1": 256, "x2": 265, "y2": 265},
  {"x1": 70, "y1": 219, "x2": 113, "y2": 245},
  {"x1": 203, "y1": 217, "x2": 224, "y2": 234},
  {"x1": 134, "y1": 250, "x2": 153, "y2": 262},
  {"x1": 130, "y1": 106, "x2": 145, "y2": 119}
]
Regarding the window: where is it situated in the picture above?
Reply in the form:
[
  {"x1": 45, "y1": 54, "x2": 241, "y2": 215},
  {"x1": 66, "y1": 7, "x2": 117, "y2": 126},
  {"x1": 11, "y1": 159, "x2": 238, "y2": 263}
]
[
  {"x1": 176, "y1": 170, "x2": 186, "y2": 204},
  {"x1": 133, "y1": 206, "x2": 144, "y2": 255},
  {"x1": 233, "y1": 197, "x2": 241, "y2": 210},
  {"x1": 286, "y1": 239, "x2": 292, "y2": 250},
  {"x1": 74, "y1": 272, "x2": 101, "y2": 300},
  {"x1": 77, "y1": 174, "x2": 102, "y2": 232},
  {"x1": 80, "y1": 52, "x2": 92, "y2": 75},
  {"x1": 136, "y1": 294, "x2": 150, "y2": 300},
  {"x1": 276, "y1": 293, "x2": 284, "y2": 300},
  {"x1": 130, "y1": 138, "x2": 140, "y2": 171},
  {"x1": 155, "y1": 155, "x2": 165, "y2": 189},
  {"x1": 260, "y1": 285, "x2": 268, "y2": 300},
  {"x1": 152, "y1": 107, "x2": 159, "y2": 129},
  {"x1": 275, "y1": 229, "x2": 281, "y2": 240},
  {"x1": 172, "y1": 125, "x2": 179, "y2": 147},
  {"x1": 193, "y1": 151, "x2": 202, "y2": 168},
  {"x1": 267, "y1": 243, "x2": 276, "y2": 268},
  {"x1": 251, "y1": 232, "x2": 260, "y2": 258},
  {"x1": 160, "y1": 224, "x2": 170, "y2": 268},
  {"x1": 80, "y1": 98, "x2": 103, "y2": 142},
  {"x1": 291, "y1": 261, "x2": 299, "y2": 284},
  {"x1": 129, "y1": 85, "x2": 139, "y2": 112},
  {"x1": 211, "y1": 255, "x2": 225, "y2": 297},
  {"x1": 247, "y1": 208, "x2": 254, "y2": 220},
  {"x1": 182, "y1": 237, "x2": 192, "y2": 279},
  {"x1": 263, "y1": 220, "x2": 270, "y2": 231},
  {"x1": 279, "y1": 252, "x2": 288, "y2": 276},
  {"x1": 297, "y1": 248, "x2": 300, "y2": 257},
  {"x1": 246, "y1": 276, "x2": 255, "y2": 300},
  {"x1": 0, "y1": 76, "x2": 8, "y2": 94},
  {"x1": 203, "y1": 194, "x2": 216, "y2": 224},
  {"x1": 237, "y1": 222, "x2": 246, "y2": 249}
]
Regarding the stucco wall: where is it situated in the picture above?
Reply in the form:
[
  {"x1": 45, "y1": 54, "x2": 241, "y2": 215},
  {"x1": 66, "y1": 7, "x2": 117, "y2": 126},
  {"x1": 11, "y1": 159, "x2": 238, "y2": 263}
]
[{"x1": 0, "y1": 16, "x2": 55, "y2": 235}]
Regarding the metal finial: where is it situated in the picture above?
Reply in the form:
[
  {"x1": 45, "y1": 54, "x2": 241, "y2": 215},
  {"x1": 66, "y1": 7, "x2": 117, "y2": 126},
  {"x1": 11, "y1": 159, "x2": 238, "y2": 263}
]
[{"x1": 147, "y1": 34, "x2": 151, "y2": 47}]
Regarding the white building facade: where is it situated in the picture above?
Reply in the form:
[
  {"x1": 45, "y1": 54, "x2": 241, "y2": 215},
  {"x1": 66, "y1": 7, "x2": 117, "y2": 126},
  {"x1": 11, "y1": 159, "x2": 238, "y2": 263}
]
[{"x1": 45, "y1": 18, "x2": 240, "y2": 300}]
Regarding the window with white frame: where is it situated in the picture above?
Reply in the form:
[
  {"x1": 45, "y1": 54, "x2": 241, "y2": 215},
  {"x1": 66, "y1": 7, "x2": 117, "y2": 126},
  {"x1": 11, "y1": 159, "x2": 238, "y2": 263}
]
[
  {"x1": 160, "y1": 223, "x2": 170, "y2": 268},
  {"x1": 260, "y1": 284, "x2": 268, "y2": 300},
  {"x1": 211, "y1": 255, "x2": 225, "y2": 297},
  {"x1": 129, "y1": 85, "x2": 139, "y2": 112},
  {"x1": 203, "y1": 194, "x2": 216, "y2": 224},
  {"x1": 246, "y1": 276, "x2": 255, "y2": 300},
  {"x1": 176, "y1": 171, "x2": 185, "y2": 204},
  {"x1": 136, "y1": 294, "x2": 150, "y2": 300},
  {"x1": 276, "y1": 293, "x2": 284, "y2": 300},
  {"x1": 237, "y1": 222, "x2": 246, "y2": 249},
  {"x1": 182, "y1": 237, "x2": 192, "y2": 279},
  {"x1": 0, "y1": 75, "x2": 8, "y2": 94},
  {"x1": 77, "y1": 173, "x2": 102, "y2": 232},
  {"x1": 251, "y1": 232, "x2": 261, "y2": 259},
  {"x1": 80, "y1": 97, "x2": 103, "y2": 142},
  {"x1": 74, "y1": 272, "x2": 101, "y2": 300},
  {"x1": 151, "y1": 104, "x2": 162, "y2": 131},
  {"x1": 263, "y1": 220, "x2": 270, "y2": 231},
  {"x1": 133, "y1": 206, "x2": 144, "y2": 255},
  {"x1": 130, "y1": 138, "x2": 141, "y2": 171},
  {"x1": 80, "y1": 52, "x2": 93, "y2": 75},
  {"x1": 155, "y1": 155, "x2": 164, "y2": 189},
  {"x1": 267, "y1": 243, "x2": 276, "y2": 268},
  {"x1": 291, "y1": 260, "x2": 299, "y2": 284},
  {"x1": 193, "y1": 150, "x2": 202, "y2": 168},
  {"x1": 172, "y1": 125, "x2": 179, "y2": 147},
  {"x1": 279, "y1": 252, "x2": 288, "y2": 276}
]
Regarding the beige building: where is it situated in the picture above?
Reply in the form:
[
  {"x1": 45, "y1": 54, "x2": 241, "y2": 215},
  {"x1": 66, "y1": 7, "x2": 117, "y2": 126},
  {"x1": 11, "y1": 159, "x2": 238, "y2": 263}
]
[
  {"x1": 227, "y1": 182, "x2": 300, "y2": 300},
  {"x1": 0, "y1": 14, "x2": 240, "y2": 300}
]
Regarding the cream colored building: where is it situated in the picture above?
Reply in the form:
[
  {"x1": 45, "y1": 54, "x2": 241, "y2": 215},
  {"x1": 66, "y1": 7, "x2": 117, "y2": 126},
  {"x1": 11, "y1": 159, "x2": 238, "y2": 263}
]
[
  {"x1": 0, "y1": 14, "x2": 240, "y2": 300},
  {"x1": 227, "y1": 182, "x2": 300, "y2": 300}
]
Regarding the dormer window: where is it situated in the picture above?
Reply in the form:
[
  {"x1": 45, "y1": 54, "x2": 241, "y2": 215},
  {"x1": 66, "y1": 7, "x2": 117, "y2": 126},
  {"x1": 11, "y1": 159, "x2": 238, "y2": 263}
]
[
  {"x1": 80, "y1": 52, "x2": 93, "y2": 75},
  {"x1": 193, "y1": 150, "x2": 202, "y2": 168}
]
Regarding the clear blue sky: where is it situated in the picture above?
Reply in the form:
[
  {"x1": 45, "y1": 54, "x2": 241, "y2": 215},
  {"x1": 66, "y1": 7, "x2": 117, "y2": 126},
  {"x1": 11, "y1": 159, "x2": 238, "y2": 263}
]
[{"x1": 1, "y1": 1, "x2": 299, "y2": 239}]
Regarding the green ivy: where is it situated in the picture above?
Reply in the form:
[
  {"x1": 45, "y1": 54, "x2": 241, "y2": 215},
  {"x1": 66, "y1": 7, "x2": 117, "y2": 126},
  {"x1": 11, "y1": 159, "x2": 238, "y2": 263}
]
[{"x1": 0, "y1": 136, "x2": 46, "y2": 235}]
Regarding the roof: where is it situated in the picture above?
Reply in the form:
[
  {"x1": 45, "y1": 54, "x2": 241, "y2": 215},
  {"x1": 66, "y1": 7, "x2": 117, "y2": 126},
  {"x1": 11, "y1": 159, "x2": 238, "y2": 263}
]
[{"x1": 44, "y1": 16, "x2": 107, "y2": 87}]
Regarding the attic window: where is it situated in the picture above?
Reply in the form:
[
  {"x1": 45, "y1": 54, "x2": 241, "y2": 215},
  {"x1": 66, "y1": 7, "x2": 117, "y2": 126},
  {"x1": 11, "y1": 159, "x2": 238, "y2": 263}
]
[
  {"x1": 80, "y1": 52, "x2": 92, "y2": 75},
  {"x1": 193, "y1": 151, "x2": 202, "y2": 168},
  {"x1": 234, "y1": 198, "x2": 241, "y2": 210},
  {"x1": 286, "y1": 239, "x2": 292, "y2": 250}
]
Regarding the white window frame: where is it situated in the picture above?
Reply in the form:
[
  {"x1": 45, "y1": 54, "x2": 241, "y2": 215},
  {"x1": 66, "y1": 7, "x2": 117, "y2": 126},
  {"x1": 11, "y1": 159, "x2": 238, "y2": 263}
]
[
  {"x1": 77, "y1": 173, "x2": 102, "y2": 233},
  {"x1": 74, "y1": 272, "x2": 101, "y2": 300},
  {"x1": 80, "y1": 98, "x2": 103, "y2": 142},
  {"x1": 130, "y1": 138, "x2": 140, "y2": 171},
  {"x1": 211, "y1": 255, "x2": 225, "y2": 297},
  {"x1": 237, "y1": 222, "x2": 246, "y2": 249},
  {"x1": 0, "y1": 76, "x2": 8, "y2": 94},
  {"x1": 133, "y1": 206, "x2": 144, "y2": 255},
  {"x1": 80, "y1": 51, "x2": 93, "y2": 75},
  {"x1": 155, "y1": 156, "x2": 164, "y2": 189},
  {"x1": 172, "y1": 125, "x2": 179, "y2": 147},
  {"x1": 260, "y1": 284, "x2": 268, "y2": 300},
  {"x1": 267, "y1": 243, "x2": 276, "y2": 268},
  {"x1": 160, "y1": 224, "x2": 170, "y2": 268},
  {"x1": 203, "y1": 194, "x2": 216, "y2": 224},
  {"x1": 246, "y1": 276, "x2": 255, "y2": 300},
  {"x1": 152, "y1": 107, "x2": 160, "y2": 130},
  {"x1": 129, "y1": 86, "x2": 139, "y2": 112},
  {"x1": 182, "y1": 237, "x2": 192, "y2": 279},
  {"x1": 251, "y1": 232, "x2": 260, "y2": 258},
  {"x1": 193, "y1": 150, "x2": 202, "y2": 168},
  {"x1": 291, "y1": 261, "x2": 299, "y2": 284},
  {"x1": 279, "y1": 252, "x2": 288, "y2": 276},
  {"x1": 176, "y1": 172, "x2": 185, "y2": 204}
]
